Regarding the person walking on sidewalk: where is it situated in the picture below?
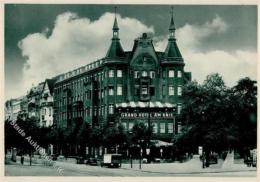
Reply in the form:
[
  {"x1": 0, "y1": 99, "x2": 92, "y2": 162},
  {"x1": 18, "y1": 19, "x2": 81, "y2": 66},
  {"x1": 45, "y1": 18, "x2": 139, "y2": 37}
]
[
  {"x1": 201, "y1": 152, "x2": 206, "y2": 168},
  {"x1": 21, "y1": 155, "x2": 24, "y2": 165}
]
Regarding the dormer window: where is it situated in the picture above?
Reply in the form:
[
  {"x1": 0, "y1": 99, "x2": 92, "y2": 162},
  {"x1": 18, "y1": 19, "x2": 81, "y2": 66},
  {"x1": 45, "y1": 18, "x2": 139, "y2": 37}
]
[{"x1": 143, "y1": 56, "x2": 147, "y2": 62}]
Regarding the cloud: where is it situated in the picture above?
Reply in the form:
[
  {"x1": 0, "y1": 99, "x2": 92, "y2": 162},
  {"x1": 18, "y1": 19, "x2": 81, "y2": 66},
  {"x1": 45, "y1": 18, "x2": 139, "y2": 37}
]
[
  {"x1": 155, "y1": 15, "x2": 228, "y2": 51},
  {"x1": 18, "y1": 12, "x2": 154, "y2": 94},
  {"x1": 154, "y1": 15, "x2": 257, "y2": 87},
  {"x1": 16, "y1": 13, "x2": 256, "y2": 99},
  {"x1": 185, "y1": 50, "x2": 257, "y2": 86}
]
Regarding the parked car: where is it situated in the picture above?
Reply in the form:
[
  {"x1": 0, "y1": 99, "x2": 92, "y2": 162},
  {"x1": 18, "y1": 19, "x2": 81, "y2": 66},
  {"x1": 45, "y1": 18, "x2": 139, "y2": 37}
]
[
  {"x1": 101, "y1": 154, "x2": 122, "y2": 168},
  {"x1": 86, "y1": 157, "x2": 98, "y2": 166},
  {"x1": 208, "y1": 154, "x2": 218, "y2": 164},
  {"x1": 50, "y1": 154, "x2": 57, "y2": 161},
  {"x1": 76, "y1": 156, "x2": 85, "y2": 164}
]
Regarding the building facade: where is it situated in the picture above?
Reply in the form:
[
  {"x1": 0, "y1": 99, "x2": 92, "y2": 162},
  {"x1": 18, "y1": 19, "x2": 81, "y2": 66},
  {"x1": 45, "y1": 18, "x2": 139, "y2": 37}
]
[
  {"x1": 53, "y1": 12, "x2": 191, "y2": 141},
  {"x1": 39, "y1": 79, "x2": 56, "y2": 127}
]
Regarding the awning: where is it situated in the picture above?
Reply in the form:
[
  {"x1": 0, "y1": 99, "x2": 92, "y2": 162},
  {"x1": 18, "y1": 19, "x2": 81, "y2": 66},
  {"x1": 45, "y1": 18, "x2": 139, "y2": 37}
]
[{"x1": 116, "y1": 101, "x2": 176, "y2": 108}]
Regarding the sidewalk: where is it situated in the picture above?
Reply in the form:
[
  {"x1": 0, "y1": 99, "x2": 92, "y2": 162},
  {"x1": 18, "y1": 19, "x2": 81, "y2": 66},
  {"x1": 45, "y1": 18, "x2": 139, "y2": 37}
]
[{"x1": 121, "y1": 155, "x2": 257, "y2": 174}]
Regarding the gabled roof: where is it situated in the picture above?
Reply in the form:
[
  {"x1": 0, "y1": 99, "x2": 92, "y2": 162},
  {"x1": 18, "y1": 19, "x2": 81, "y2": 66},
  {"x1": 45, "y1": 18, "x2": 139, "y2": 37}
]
[{"x1": 45, "y1": 78, "x2": 56, "y2": 95}]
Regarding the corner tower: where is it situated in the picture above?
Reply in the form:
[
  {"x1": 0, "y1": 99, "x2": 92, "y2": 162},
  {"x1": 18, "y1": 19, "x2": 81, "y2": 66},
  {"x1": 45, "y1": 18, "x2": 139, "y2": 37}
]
[
  {"x1": 163, "y1": 7, "x2": 183, "y2": 63},
  {"x1": 105, "y1": 7, "x2": 125, "y2": 59}
]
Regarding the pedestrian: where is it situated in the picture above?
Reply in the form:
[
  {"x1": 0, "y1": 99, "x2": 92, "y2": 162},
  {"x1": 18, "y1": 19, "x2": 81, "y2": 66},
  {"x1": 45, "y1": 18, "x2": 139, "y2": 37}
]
[
  {"x1": 21, "y1": 155, "x2": 24, "y2": 165},
  {"x1": 201, "y1": 152, "x2": 206, "y2": 168}
]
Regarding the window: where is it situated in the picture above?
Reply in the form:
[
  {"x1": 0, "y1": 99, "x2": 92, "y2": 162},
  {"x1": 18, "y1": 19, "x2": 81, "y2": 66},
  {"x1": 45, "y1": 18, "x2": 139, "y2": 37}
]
[
  {"x1": 162, "y1": 85, "x2": 166, "y2": 96},
  {"x1": 117, "y1": 70, "x2": 122, "y2": 77},
  {"x1": 178, "y1": 70, "x2": 182, "y2": 78},
  {"x1": 109, "y1": 87, "x2": 114, "y2": 95},
  {"x1": 49, "y1": 108, "x2": 52, "y2": 116},
  {"x1": 113, "y1": 31, "x2": 118, "y2": 37},
  {"x1": 104, "y1": 105, "x2": 107, "y2": 115},
  {"x1": 169, "y1": 70, "x2": 174, "y2": 78},
  {"x1": 177, "y1": 122, "x2": 182, "y2": 134},
  {"x1": 150, "y1": 71, "x2": 155, "y2": 78},
  {"x1": 153, "y1": 123, "x2": 158, "y2": 133},
  {"x1": 162, "y1": 70, "x2": 166, "y2": 78},
  {"x1": 141, "y1": 87, "x2": 148, "y2": 95},
  {"x1": 117, "y1": 85, "x2": 122, "y2": 95},
  {"x1": 129, "y1": 123, "x2": 134, "y2": 131},
  {"x1": 168, "y1": 123, "x2": 174, "y2": 133},
  {"x1": 177, "y1": 105, "x2": 182, "y2": 115},
  {"x1": 109, "y1": 104, "x2": 114, "y2": 114},
  {"x1": 169, "y1": 86, "x2": 174, "y2": 95},
  {"x1": 109, "y1": 70, "x2": 114, "y2": 77},
  {"x1": 121, "y1": 122, "x2": 127, "y2": 129},
  {"x1": 160, "y1": 123, "x2": 166, "y2": 133},
  {"x1": 178, "y1": 86, "x2": 182, "y2": 96},
  {"x1": 142, "y1": 71, "x2": 148, "y2": 77},
  {"x1": 101, "y1": 90, "x2": 104, "y2": 98},
  {"x1": 134, "y1": 71, "x2": 139, "y2": 78}
]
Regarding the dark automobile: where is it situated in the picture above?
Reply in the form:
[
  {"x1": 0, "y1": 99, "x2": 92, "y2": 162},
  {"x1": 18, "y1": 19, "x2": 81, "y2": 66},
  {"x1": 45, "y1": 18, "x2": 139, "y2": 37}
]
[
  {"x1": 76, "y1": 156, "x2": 85, "y2": 164},
  {"x1": 208, "y1": 154, "x2": 218, "y2": 164},
  {"x1": 51, "y1": 154, "x2": 57, "y2": 161},
  {"x1": 86, "y1": 157, "x2": 98, "y2": 166}
]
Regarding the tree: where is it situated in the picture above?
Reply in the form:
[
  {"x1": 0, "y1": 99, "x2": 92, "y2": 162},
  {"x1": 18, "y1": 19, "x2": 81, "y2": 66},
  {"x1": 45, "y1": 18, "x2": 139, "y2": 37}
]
[
  {"x1": 131, "y1": 121, "x2": 149, "y2": 145},
  {"x1": 231, "y1": 77, "x2": 257, "y2": 153},
  {"x1": 173, "y1": 73, "x2": 252, "y2": 155},
  {"x1": 103, "y1": 124, "x2": 128, "y2": 149}
]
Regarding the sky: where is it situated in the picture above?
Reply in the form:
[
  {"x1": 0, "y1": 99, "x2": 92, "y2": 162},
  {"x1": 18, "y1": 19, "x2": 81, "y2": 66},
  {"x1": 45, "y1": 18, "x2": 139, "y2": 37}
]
[{"x1": 4, "y1": 4, "x2": 257, "y2": 100}]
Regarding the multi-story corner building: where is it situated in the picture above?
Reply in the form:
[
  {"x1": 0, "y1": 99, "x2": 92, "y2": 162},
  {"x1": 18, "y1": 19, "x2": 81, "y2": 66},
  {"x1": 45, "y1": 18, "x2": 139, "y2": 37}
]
[
  {"x1": 54, "y1": 12, "x2": 191, "y2": 142},
  {"x1": 39, "y1": 78, "x2": 56, "y2": 127}
]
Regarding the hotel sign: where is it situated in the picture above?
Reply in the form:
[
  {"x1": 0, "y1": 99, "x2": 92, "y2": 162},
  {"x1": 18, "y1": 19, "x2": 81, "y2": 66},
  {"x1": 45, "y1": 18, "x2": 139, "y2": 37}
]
[{"x1": 120, "y1": 112, "x2": 174, "y2": 118}]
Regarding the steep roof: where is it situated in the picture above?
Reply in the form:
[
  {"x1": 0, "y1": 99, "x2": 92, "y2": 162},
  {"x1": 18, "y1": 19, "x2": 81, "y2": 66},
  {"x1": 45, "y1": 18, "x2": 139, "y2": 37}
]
[
  {"x1": 45, "y1": 78, "x2": 56, "y2": 95},
  {"x1": 105, "y1": 14, "x2": 125, "y2": 59},
  {"x1": 163, "y1": 9, "x2": 183, "y2": 62},
  {"x1": 164, "y1": 41, "x2": 182, "y2": 58},
  {"x1": 106, "y1": 40, "x2": 125, "y2": 58}
]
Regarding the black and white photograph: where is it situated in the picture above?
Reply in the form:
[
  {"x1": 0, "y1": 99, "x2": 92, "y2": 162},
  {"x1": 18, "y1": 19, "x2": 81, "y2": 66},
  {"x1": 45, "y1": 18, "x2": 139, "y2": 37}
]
[{"x1": 3, "y1": 1, "x2": 258, "y2": 178}]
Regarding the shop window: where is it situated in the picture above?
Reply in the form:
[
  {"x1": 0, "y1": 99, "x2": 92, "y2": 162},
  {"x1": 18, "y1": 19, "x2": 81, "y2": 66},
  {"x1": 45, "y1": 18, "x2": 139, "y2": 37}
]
[
  {"x1": 129, "y1": 123, "x2": 134, "y2": 131},
  {"x1": 160, "y1": 123, "x2": 166, "y2": 133},
  {"x1": 153, "y1": 123, "x2": 158, "y2": 133},
  {"x1": 168, "y1": 123, "x2": 174, "y2": 133}
]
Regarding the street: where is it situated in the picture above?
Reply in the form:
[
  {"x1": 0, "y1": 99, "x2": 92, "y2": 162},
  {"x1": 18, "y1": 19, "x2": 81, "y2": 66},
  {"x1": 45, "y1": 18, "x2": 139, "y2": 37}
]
[{"x1": 5, "y1": 154, "x2": 257, "y2": 177}]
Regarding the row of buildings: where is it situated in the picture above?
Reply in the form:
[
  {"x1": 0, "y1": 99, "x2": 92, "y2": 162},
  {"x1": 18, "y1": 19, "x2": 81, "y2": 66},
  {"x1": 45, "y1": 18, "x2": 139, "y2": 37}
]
[
  {"x1": 5, "y1": 79, "x2": 55, "y2": 128},
  {"x1": 5, "y1": 9, "x2": 191, "y2": 143}
]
